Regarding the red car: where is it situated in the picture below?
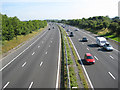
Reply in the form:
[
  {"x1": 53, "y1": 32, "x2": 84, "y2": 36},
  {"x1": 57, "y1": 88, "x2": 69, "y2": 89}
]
[{"x1": 84, "y1": 53, "x2": 95, "y2": 64}]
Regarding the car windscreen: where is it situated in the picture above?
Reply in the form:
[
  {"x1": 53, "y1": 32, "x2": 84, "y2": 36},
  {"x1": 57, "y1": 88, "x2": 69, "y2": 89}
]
[
  {"x1": 106, "y1": 44, "x2": 111, "y2": 47},
  {"x1": 101, "y1": 41, "x2": 106, "y2": 43},
  {"x1": 87, "y1": 56, "x2": 93, "y2": 59}
]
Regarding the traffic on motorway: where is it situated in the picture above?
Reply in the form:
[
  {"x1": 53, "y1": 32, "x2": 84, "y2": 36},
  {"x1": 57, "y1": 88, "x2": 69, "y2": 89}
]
[{"x1": 59, "y1": 23, "x2": 118, "y2": 88}]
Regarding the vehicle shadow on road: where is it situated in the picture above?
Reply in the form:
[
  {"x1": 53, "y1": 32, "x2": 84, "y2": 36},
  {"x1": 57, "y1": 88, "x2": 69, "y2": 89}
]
[
  {"x1": 87, "y1": 44, "x2": 99, "y2": 48},
  {"x1": 78, "y1": 59, "x2": 92, "y2": 66}
]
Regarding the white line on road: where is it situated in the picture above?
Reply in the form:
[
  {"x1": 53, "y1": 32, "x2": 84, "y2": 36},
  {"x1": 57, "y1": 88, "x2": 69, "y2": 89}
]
[
  {"x1": 22, "y1": 62, "x2": 26, "y2": 67},
  {"x1": 38, "y1": 46, "x2": 40, "y2": 48},
  {"x1": 94, "y1": 56, "x2": 98, "y2": 60},
  {"x1": 56, "y1": 26, "x2": 61, "y2": 89},
  {"x1": 87, "y1": 48, "x2": 89, "y2": 50},
  {"x1": 49, "y1": 45, "x2": 50, "y2": 47},
  {"x1": 110, "y1": 55, "x2": 114, "y2": 59},
  {"x1": 69, "y1": 37, "x2": 94, "y2": 89},
  {"x1": 108, "y1": 72, "x2": 115, "y2": 80},
  {"x1": 28, "y1": 82, "x2": 33, "y2": 90},
  {"x1": 113, "y1": 48, "x2": 119, "y2": 52},
  {"x1": 42, "y1": 41, "x2": 43, "y2": 44},
  {"x1": 79, "y1": 30, "x2": 95, "y2": 40},
  {"x1": 0, "y1": 30, "x2": 47, "y2": 71},
  {"x1": 32, "y1": 52, "x2": 35, "y2": 55},
  {"x1": 82, "y1": 43, "x2": 84, "y2": 44},
  {"x1": 51, "y1": 41, "x2": 52, "y2": 43},
  {"x1": 45, "y1": 52, "x2": 47, "y2": 54},
  {"x1": 40, "y1": 62, "x2": 43, "y2": 67},
  {"x1": 2, "y1": 82, "x2": 10, "y2": 89}
]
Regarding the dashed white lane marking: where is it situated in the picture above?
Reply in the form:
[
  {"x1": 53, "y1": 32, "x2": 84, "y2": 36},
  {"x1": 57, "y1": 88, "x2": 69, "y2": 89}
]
[
  {"x1": 87, "y1": 48, "x2": 89, "y2": 50},
  {"x1": 0, "y1": 30, "x2": 47, "y2": 71},
  {"x1": 2, "y1": 82, "x2": 10, "y2": 89},
  {"x1": 40, "y1": 62, "x2": 43, "y2": 67},
  {"x1": 32, "y1": 52, "x2": 35, "y2": 55},
  {"x1": 113, "y1": 48, "x2": 119, "y2": 52},
  {"x1": 28, "y1": 82, "x2": 33, "y2": 90},
  {"x1": 45, "y1": 52, "x2": 47, "y2": 54},
  {"x1": 49, "y1": 45, "x2": 50, "y2": 47},
  {"x1": 82, "y1": 43, "x2": 84, "y2": 44},
  {"x1": 108, "y1": 72, "x2": 115, "y2": 80},
  {"x1": 110, "y1": 55, "x2": 114, "y2": 59},
  {"x1": 42, "y1": 41, "x2": 43, "y2": 44},
  {"x1": 38, "y1": 46, "x2": 40, "y2": 48},
  {"x1": 69, "y1": 37, "x2": 94, "y2": 89},
  {"x1": 94, "y1": 56, "x2": 98, "y2": 60},
  {"x1": 22, "y1": 62, "x2": 26, "y2": 67},
  {"x1": 51, "y1": 41, "x2": 52, "y2": 43}
]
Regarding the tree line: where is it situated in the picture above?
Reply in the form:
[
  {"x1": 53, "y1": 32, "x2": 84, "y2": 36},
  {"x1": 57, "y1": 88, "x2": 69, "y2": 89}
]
[
  {"x1": 52, "y1": 16, "x2": 120, "y2": 37},
  {"x1": 1, "y1": 13, "x2": 47, "y2": 41}
]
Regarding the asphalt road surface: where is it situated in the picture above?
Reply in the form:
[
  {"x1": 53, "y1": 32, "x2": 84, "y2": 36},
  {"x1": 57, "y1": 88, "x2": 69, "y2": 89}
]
[
  {"x1": 0, "y1": 24, "x2": 61, "y2": 89},
  {"x1": 63, "y1": 24, "x2": 119, "y2": 89}
]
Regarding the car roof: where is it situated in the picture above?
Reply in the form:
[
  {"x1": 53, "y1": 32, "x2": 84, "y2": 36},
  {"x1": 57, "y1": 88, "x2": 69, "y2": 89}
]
[
  {"x1": 96, "y1": 37, "x2": 106, "y2": 41},
  {"x1": 85, "y1": 53, "x2": 92, "y2": 56}
]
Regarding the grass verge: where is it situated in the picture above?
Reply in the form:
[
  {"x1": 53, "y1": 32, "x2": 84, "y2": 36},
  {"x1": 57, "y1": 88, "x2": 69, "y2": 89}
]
[
  {"x1": 67, "y1": 36, "x2": 89, "y2": 89},
  {"x1": 86, "y1": 27, "x2": 120, "y2": 42},
  {"x1": 1, "y1": 27, "x2": 46, "y2": 55},
  {"x1": 58, "y1": 25, "x2": 78, "y2": 88},
  {"x1": 59, "y1": 25, "x2": 89, "y2": 89}
]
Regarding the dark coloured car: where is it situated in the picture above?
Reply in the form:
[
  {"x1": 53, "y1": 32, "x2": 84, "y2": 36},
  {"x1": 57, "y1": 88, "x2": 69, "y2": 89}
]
[
  {"x1": 53, "y1": 27, "x2": 54, "y2": 29},
  {"x1": 82, "y1": 37, "x2": 88, "y2": 42},
  {"x1": 69, "y1": 32, "x2": 74, "y2": 37},
  {"x1": 66, "y1": 29, "x2": 69, "y2": 32},
  {"x1": 84, "y1": 53, "x2": 95, "y2": 64},
  {"x1": 75, "y1": 29, "x2": 79, "y2": 31},
  {"x1": 48, "y1": 28, "x2": 50, "y2": 30}
]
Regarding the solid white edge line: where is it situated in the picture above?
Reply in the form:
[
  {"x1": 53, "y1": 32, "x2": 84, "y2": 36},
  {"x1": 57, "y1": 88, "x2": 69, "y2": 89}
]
[
  {"x1": 79, "y1": 28, "x2": 120, "y2": 52},
  {"x1": 28, "y1": 82, "x2": 33, "y2": 90},
  {"x1": 22, "y1": 62, "x2": 26, "y2": 67},
  {"x1": 78, "y1": 29, "x2": 95, "y2": 40},
  {"x1": 108, "y1": 72, "x2": 115, "y2": 80},
  {"x1": 56, "y1": 26, "x2": 61, "y2": 89},
  {"x1": 2, "y1": 82, "x2": 10, "y2": 89},
  {"x1": 0, "y1": 30, "x2": 47, "y2": 71},
  {"x1": 40, "y1": 62, "x2": 43, "y2": 67},
  {"x1": 69, "y1": 37, "x2": 94, "y2": 89},
  {"x1": 94, "y1": 56, "x2": 98, "y2": 60}
]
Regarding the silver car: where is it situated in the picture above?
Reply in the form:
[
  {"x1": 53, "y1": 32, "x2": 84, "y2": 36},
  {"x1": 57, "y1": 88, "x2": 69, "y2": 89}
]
[{"x1": 103, "y1": 42, "x2": 113, "y2": 51}]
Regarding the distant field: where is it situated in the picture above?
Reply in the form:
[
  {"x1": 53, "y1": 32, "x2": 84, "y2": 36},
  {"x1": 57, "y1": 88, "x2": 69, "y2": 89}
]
[{"x1": 1, "y1": 27, "x2": 46, "y2": 56}]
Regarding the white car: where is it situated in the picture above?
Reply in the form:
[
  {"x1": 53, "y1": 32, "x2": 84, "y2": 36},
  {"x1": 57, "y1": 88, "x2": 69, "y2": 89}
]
[
  {"x1": 103, "y1": 42, "x2": 113, "y2": 51},
  {"x1": 75, "y1": 29, "x2": 79, "y2": 31}
]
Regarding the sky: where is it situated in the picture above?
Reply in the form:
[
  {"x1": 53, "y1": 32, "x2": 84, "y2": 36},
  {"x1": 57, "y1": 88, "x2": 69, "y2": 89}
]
[{"x1": 0, "y1": 0, "x2": 119, "y2": 21}]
